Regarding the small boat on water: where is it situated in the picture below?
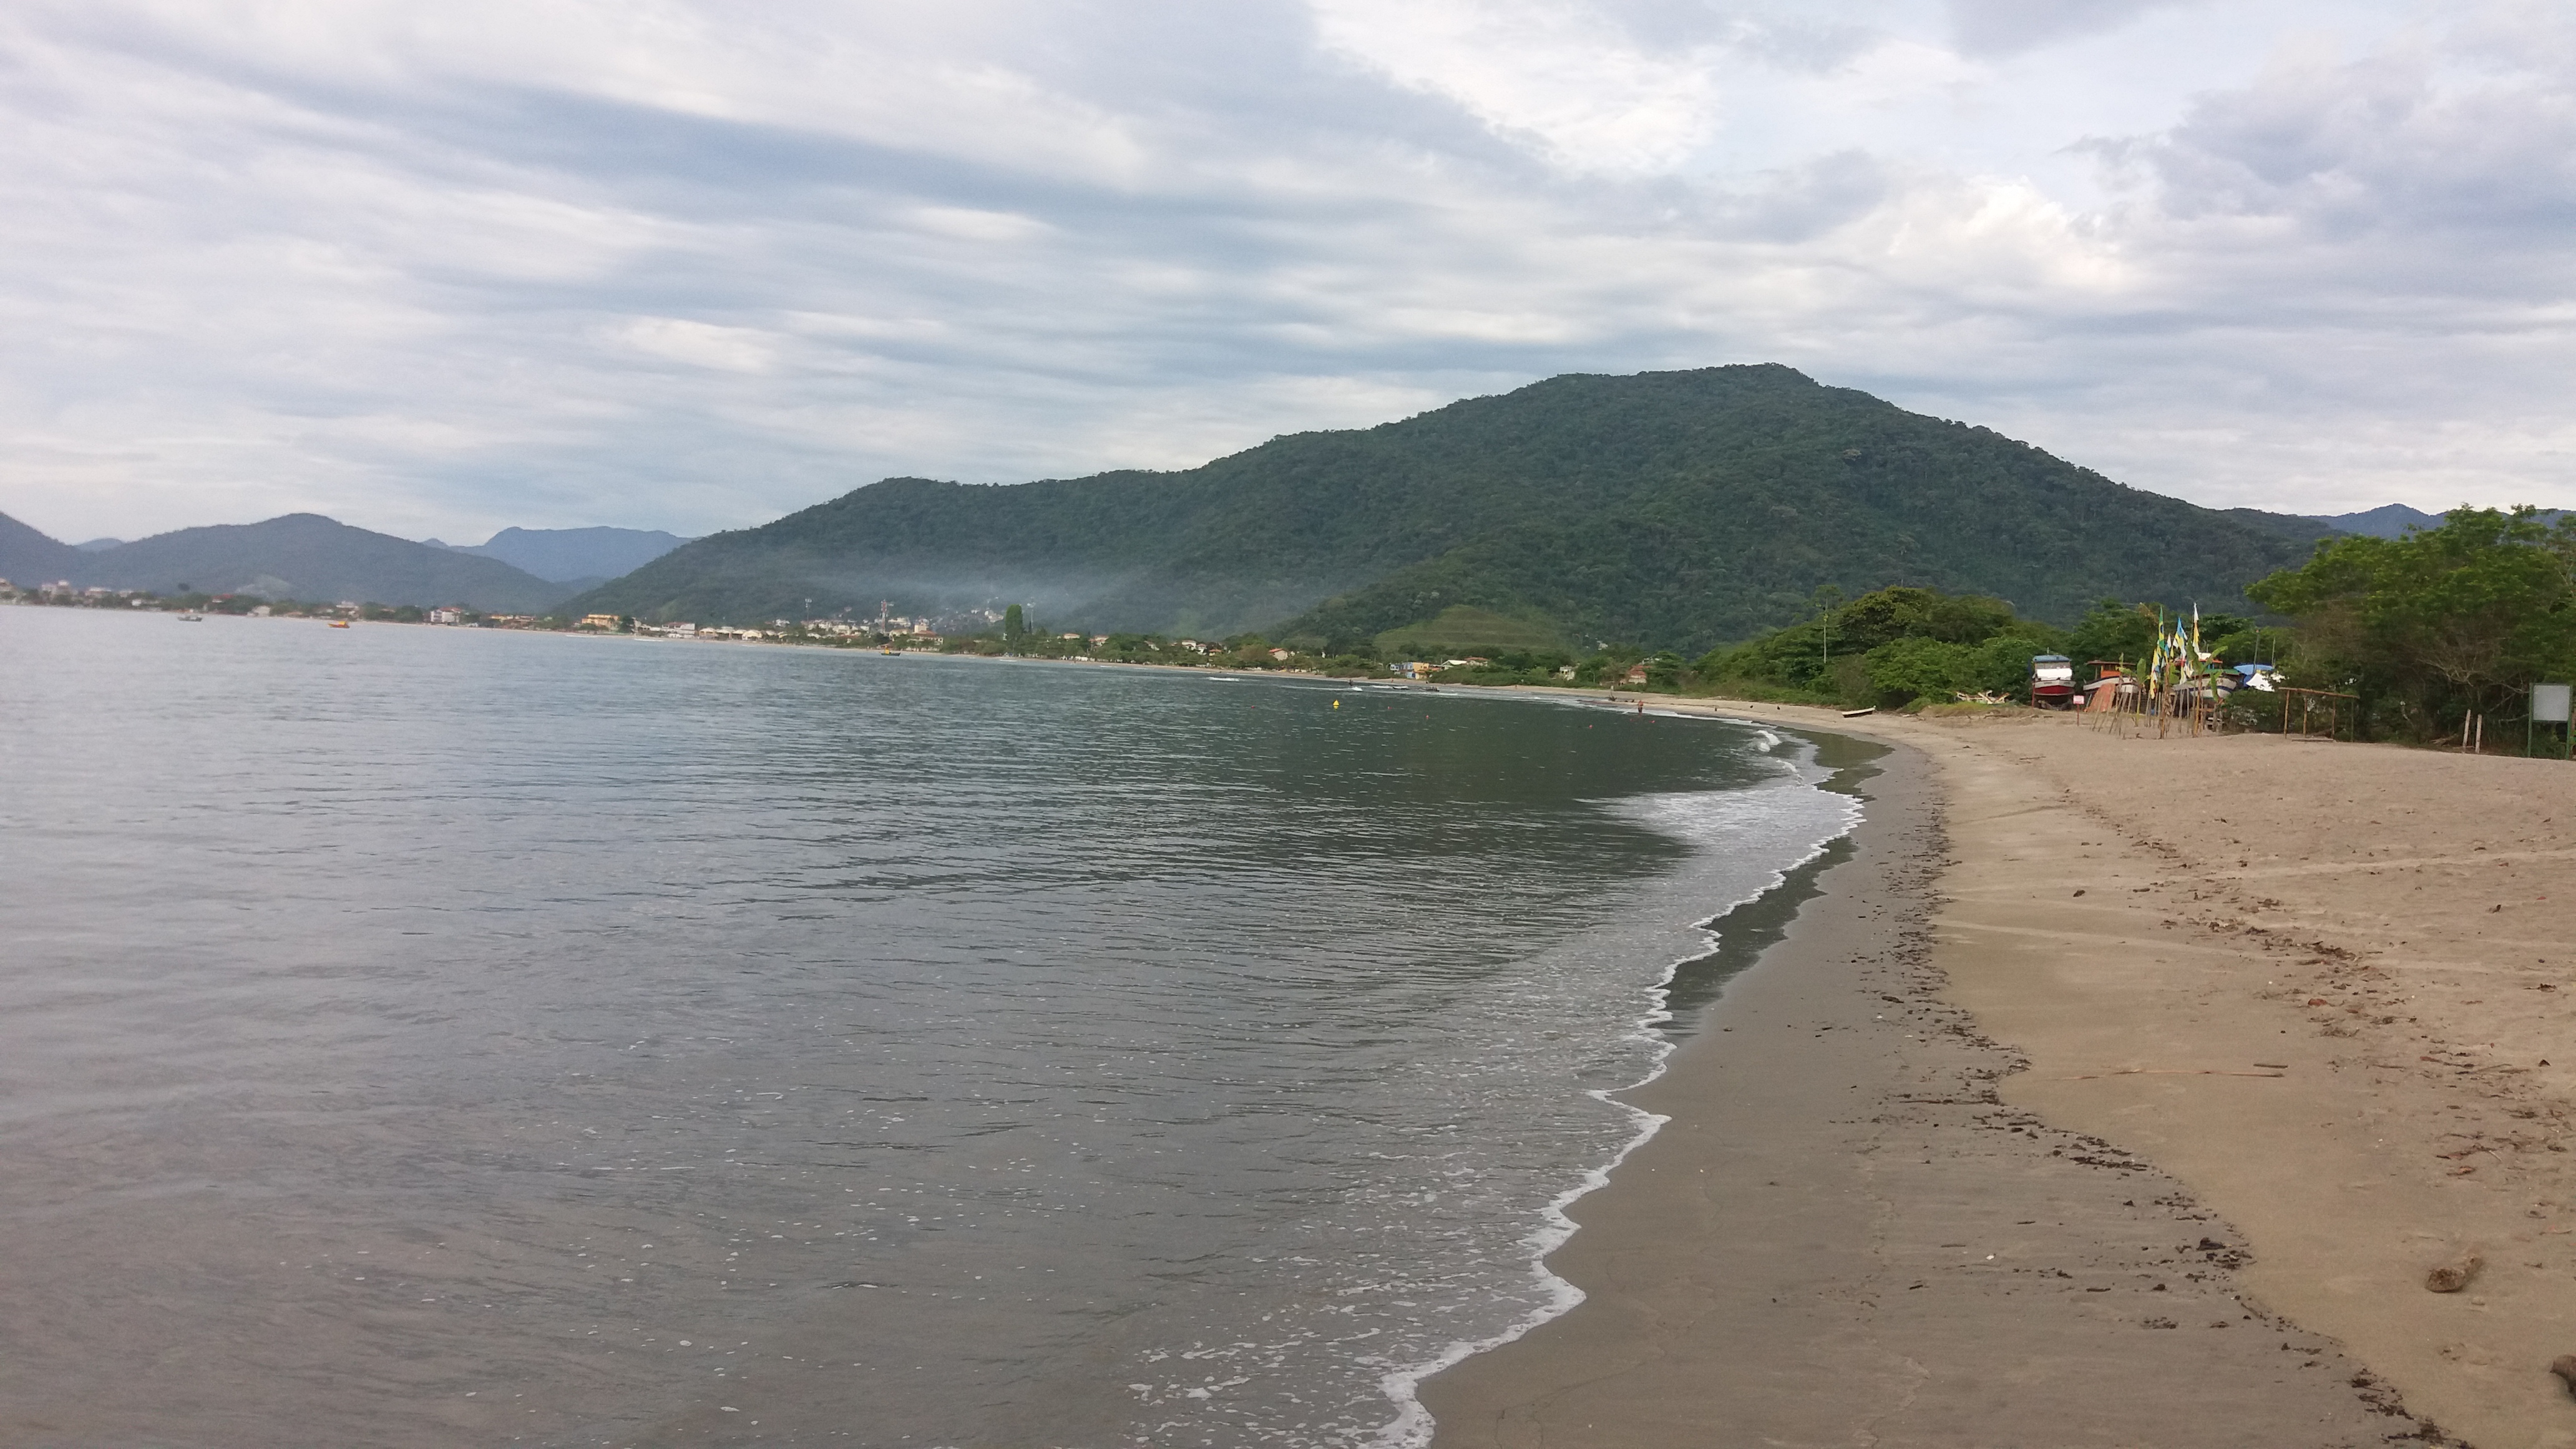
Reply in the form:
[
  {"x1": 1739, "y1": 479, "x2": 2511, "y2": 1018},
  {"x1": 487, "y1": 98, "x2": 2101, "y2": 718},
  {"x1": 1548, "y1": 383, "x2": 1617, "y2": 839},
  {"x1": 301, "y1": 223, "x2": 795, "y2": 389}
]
[
  {"x1": 177, "y1": 611, "x2": 204, "y2": 622},
  {"x1": 329, "y1": 619, "x2": 351, "y2": 629}
]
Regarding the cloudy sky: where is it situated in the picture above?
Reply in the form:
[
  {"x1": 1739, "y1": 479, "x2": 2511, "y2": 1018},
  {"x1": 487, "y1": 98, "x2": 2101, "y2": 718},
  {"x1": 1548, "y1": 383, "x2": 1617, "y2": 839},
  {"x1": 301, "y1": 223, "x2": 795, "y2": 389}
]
[{"x1": 4, "y1": 0, "x2": 2570, "y2": 544}]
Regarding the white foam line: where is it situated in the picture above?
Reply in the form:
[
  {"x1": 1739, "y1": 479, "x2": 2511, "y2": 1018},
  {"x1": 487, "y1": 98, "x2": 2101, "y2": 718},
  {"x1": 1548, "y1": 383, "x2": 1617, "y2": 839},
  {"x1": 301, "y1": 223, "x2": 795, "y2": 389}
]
[{"x1": 1369, "y1": 733, "x2": 1863, "y2": 1448}]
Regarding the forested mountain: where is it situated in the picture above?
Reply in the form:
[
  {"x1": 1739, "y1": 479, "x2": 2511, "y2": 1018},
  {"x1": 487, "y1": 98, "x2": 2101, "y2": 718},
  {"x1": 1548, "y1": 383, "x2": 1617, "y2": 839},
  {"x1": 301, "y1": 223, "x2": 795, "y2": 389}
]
[
  {"x1": 575, "y1": 367, "x2": 2334, "y2": 651},
  {"x1": 2, "y1": 512, "x2": 572, "y2": 611}
]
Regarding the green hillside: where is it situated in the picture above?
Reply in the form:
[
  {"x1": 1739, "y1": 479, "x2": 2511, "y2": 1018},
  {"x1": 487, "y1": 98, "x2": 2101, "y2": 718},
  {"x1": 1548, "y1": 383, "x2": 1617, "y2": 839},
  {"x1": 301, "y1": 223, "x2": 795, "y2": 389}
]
[
  {"x1": 1377, "y1": 606, "x2": 1568, "y2": 657},
  {"x1": 571, "y1": 366, "x2": 2333, "y2": 651}
]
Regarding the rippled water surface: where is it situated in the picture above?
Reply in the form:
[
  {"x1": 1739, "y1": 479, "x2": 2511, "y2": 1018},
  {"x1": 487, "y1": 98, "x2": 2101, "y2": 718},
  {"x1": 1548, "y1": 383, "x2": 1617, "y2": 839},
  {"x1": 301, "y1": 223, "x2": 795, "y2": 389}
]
[{"x1": 0, "y1": 608, "x2": 1853, "y2": 1447}]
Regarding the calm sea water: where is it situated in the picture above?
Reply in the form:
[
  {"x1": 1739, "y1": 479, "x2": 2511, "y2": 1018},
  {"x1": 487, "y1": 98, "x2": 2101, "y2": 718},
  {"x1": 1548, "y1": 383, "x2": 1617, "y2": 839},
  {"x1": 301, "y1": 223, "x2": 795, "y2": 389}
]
[{"x1": 0, "y1": 608, "x2": 1855, "y2": 1448}]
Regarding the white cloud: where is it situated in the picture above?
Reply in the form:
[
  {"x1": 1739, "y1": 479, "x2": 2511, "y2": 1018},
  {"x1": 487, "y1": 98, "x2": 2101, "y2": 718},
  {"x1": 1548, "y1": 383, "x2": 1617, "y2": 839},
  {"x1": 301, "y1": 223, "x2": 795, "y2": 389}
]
[
  {"x1": 1309, "y1": 0, "x2": 1727, "y2": 173},
  {"x1": 617, "y1": 318, "x2": 778, "y2": 373},
  {"x1": 0, "y1": 0, "x2": 2567, "y2": 546}
]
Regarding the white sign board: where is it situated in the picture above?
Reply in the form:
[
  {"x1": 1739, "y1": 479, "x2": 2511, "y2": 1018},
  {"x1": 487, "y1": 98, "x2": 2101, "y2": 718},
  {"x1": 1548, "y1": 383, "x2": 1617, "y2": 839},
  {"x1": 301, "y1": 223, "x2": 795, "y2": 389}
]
[{"x1": 2534, "y1": 683, "x2": 2572, "y2": 724}]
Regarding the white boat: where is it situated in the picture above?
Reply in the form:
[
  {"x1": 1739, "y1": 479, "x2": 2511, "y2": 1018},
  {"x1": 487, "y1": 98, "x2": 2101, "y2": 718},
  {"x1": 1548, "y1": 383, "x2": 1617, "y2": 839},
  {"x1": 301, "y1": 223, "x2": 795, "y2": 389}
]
[{"x1": 177, "y1": 611, "x2": 204, "y2": 622}]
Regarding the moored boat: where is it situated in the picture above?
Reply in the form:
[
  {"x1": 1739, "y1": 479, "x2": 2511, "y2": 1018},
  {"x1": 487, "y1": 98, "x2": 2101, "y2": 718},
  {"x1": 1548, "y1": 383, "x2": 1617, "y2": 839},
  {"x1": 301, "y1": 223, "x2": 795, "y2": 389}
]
[{"x1": 2029, "y1": 653, "x2": 2077, "y2": 709}]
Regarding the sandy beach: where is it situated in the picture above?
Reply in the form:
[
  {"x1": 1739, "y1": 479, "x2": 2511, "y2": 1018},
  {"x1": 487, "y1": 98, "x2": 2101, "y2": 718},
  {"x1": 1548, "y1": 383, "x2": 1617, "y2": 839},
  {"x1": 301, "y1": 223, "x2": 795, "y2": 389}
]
[{"x1": 1426, "y1": 696, "x2": 2576, "y2": 1448}]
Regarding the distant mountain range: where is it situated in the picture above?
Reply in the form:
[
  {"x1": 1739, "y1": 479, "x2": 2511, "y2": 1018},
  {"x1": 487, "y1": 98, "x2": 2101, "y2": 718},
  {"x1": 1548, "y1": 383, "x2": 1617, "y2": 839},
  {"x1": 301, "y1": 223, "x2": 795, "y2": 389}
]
[
  {"x1": 2, "y1": 516, "x2": 697, "y2": 613},
  {"x1": 0, "y1": 513, "x2": 573, "y2": 613},
  {"x1": 11, "y1": 373, "x2": 2551, "y2": 645},
  {"x1": 2305, "y1": 504, "x2": 2442, "y2": 538},
  {"x1": 2305, "y1": 504, "x2": 2565, "y2": 538},
  {"x1": 425, "y1": 526, "x2": 694, "y2": 587},
  {"x1": 571, "y1": 366, "x2": 2347, "y2": 652}
]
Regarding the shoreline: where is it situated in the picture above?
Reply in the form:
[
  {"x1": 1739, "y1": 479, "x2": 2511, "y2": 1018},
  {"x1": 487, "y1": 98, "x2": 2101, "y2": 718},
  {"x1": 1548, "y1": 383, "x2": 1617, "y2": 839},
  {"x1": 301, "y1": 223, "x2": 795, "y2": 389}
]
[
  {"x1": 1420, "y1": 721, "x2": 2445, "y2": 1447},
  {"x1": 1384, "y1": 724, "x2": 1876, "y2": 1446}
]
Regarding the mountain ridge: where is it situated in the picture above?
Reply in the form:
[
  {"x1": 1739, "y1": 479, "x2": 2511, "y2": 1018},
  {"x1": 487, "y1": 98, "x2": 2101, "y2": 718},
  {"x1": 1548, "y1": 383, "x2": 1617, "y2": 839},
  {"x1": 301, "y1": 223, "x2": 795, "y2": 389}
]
[
  {"x1": 0, "y1": 511, "x2": 574, "y2": 612},
  {"x1": 429, "y1": 525, "x2": 695, "y2": 583},
  {"x1": 572, "y1": 366, "x2": 2340, "y2": 650}
]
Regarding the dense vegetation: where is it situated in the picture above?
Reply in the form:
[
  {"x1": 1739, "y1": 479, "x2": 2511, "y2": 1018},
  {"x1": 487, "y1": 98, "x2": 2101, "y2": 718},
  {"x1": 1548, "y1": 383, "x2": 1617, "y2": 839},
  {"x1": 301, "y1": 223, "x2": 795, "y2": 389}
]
[
  {"x1": 569, "y1": 366, "x2": 2331, "y2": 648},
  {"x1": 1671, "y1": 585, "x2": 2260, "y2": 710},
  {"x1": 2247, "y1": 507, "x2": 2576, "y2": 743},
  {"x1": 824, "y1": 583, "x2": 2276, "y2": 711}
]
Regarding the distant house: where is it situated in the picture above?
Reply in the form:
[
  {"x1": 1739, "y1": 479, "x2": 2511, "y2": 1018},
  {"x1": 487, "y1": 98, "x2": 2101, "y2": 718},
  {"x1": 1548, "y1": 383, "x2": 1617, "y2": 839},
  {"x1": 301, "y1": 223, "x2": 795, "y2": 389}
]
[
  {"x1": 666, "y1": 622, "x2": 698, "y2": 637},
  {"x1": 1617, "y1": 662, "x2": 1649, "y2": 686},
  {"x1": 1269, "y1": 647, "x2": 1292, "y2": 661},
  {"x1": 427, "y1": 606, "x2": 463, "y2": 625},
  {"x1": 1089, "y1": 634, "x2": 1110, "y2": 647},
  {"x1": 578, "y1": 613, "x2": 622, "y2": 631}
]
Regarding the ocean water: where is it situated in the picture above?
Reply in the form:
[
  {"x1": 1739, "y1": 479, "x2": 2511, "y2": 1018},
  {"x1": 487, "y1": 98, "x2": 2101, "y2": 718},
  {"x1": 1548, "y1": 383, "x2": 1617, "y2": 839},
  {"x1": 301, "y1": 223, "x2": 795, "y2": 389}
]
[{"x1": 0, "y1": 608, "x2": 1856, "y2": 1448}]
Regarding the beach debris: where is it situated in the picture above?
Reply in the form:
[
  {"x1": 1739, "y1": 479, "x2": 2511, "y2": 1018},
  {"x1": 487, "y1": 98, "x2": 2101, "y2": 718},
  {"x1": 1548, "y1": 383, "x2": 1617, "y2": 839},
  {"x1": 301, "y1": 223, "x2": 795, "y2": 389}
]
[
  {"x1": 2549, "y1": 1355, "x2": 2576, "y2": 1397},
  {"x1": 2424, "y1": 1254, "x2": 2484, "y2": 1293}
]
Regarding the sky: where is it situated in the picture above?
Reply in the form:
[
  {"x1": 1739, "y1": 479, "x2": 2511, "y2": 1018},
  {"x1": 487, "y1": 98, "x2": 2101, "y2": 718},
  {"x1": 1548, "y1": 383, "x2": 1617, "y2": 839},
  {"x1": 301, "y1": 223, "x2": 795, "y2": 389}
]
[{"x1": 3, "y1": 0, "x2": 2572, "y2": 544}]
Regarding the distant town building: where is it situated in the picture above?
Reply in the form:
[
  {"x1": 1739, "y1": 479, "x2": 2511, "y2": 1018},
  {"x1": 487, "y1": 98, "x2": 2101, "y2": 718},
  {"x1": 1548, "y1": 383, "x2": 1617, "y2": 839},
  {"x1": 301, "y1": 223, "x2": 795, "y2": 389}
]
[
  {"x1": 578, "y1": 613, "x2": 622, "y2": 631},
  {"x1": 427, "y1": 606, "x2": 463, "y2": 625}
]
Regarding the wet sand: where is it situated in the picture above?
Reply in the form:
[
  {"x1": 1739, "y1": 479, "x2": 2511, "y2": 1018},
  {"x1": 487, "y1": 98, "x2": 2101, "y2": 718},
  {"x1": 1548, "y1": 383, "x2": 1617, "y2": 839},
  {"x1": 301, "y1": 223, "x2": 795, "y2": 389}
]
[{"x1": 1425, "y1": 709, "x2": 2479, "y2": 1447}]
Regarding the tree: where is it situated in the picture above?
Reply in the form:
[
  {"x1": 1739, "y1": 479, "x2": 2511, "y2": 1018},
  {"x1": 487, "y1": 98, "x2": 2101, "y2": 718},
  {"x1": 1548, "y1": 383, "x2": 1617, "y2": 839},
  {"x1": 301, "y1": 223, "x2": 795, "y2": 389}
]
[
  {"x1": 1002, "y1": 603, "x2": 1026, "y2": 651},
  {"x1": 1699, "y1": 584, "x2": 2061, "y2": 701},
  {"x1": 2248, "y1": 507, "x2": 2576, "y2": 738},
  {"x1": 1864, "y1": 637, "x2": 1970, "y2": 704},
  {"x1": 2062, "y1": 598, "x2": 2162, "y2": 669}
]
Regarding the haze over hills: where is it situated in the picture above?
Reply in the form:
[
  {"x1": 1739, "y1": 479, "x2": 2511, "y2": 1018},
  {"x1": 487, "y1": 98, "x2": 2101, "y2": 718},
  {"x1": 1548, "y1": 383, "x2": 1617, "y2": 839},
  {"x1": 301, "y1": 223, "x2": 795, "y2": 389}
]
[
  {"x1": 572, "y1": 366, "x2": 2341, "y2": 653},
  {"x1": 426, "y1": 525, "x2": 695, "y2": 586},
  {"x1": 0, "y1": 512, "x2": 573, "y2": 612}
]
